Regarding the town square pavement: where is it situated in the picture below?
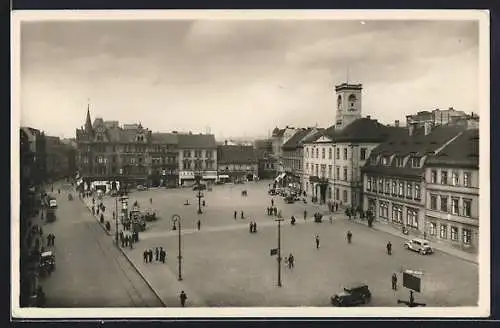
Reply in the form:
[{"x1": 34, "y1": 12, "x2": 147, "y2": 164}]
[{"x1": 88, "y1": 181, "x2": 479, "y2": 307}]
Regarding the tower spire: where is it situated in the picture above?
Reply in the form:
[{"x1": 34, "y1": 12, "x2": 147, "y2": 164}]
[{"x1": 84, "y1": 98, "x2": 93, "y2": 134}]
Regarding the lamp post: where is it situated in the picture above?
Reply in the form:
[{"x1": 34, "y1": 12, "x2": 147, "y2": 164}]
[
  {"x1": 275, "y1": 218, "x2": 284, "y2": 287},
  {"x1": 171, "y1": 214, "x2": 183, "y2": 281},
  {"x1": 195, "y1": 170, "x2": 203, "y2": 215}
]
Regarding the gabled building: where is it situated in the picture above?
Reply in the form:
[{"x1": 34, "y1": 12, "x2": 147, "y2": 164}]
[
  {"x1": 424, "y1": 129, "x2": 479, "y2": 253},
  {"x1": 271, "y1": 126, "x2": 299, "y2": 174},
  {"x1": 362, "y1": 125, "x2": 466, "y2": 236},
  {"x1": 217, "y1": 144, "x2": 258, "y2": 182},
  {"x1": 254, "y1": 139, "x2": 276, "y2": 179},
  {"x1": 177, "y1": 133, "x2": 217, "y2": 185}
]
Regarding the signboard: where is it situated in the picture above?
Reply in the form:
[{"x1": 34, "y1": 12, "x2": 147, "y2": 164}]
[{"x1": 403, "y1": 270, "x2": 422, "y2": 293}]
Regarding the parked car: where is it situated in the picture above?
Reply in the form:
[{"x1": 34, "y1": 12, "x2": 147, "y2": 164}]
[
  {"x1": 284, "y1": 196, "x2": 295, "y2": 204},
  {"x1": 331, "y1": 283, "x2": 372, "y2": 307},
  {"x1": 404, "y1": 238, "x2": 434, "y2": 255}
]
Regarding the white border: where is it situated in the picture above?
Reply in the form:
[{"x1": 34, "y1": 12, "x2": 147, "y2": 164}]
[{"x1": 11, "y1": 9, "x2": 490, "y2": 319}]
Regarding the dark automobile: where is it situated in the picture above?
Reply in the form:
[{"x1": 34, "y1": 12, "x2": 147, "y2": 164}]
[
  {"x1": 331, "y1": 283, "x2": 371, "y2": 306},
  {"x1": 284, "y1": 196, "x2": 295, "y2": 204},
  {"x1": 193, "y1": 184, "x2": 207, "y2": 191},
  {"x1": 268, "y1": 189, "x2": 277, "y2": 195}
]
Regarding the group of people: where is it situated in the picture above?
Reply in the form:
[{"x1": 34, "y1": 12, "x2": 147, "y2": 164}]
[
  {"x1": 249, "y1": 221, "x2": 258, "y2": 233},
  {"x1": 46, "y1": 233, "x2": 56, "y2": 247},
  {"x1": 119, "y1": 230, "x2": 137, "y2": 249},
  {"x1": 266, "y1": 206, "x2": 281, "y2": 217},
  {"x1": 143, "y1": 247, "x2": 167, "y2": 264},
  {"x1": 234, "y1": 210, "x2": 245, "y2": 220}
]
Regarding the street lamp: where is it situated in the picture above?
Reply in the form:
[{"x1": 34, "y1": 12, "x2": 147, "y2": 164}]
[
  {"x1": 194, "y1": 170, "x2": 203, "y2": 215},
  {"x1": 171, "y1": 214, "x2": 183, "y2": 281},
  {"x1": 275, "y1": 218, "x2": 284, "y2": 287}
]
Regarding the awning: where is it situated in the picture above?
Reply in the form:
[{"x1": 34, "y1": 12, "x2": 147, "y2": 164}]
[{"x1": 218, "y1": 175, "x2": 230, "y2": 179}]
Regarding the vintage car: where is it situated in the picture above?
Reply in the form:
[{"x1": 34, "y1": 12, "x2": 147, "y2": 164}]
[
  {"x1": 144, "y1": 209, "x2": 157, "y2": 222},
  {"x1": 404, "y1": 238, "x2": 434, "y2": 255},
  {"x1": 40, "y1": 251, "x2": 56, "y2": 275},
  {"x1": 284, "y1": 195, "x2": 295, "y2": 204},
  {"x1": 193, "y1": 184, "x2": 207, "y2": 191},
  {"x1": 268, "y1": 189, "x2": 278, "y2": 196},
  {"x1": 331, "y1": 283, "x2": 372, "y2": 307}
]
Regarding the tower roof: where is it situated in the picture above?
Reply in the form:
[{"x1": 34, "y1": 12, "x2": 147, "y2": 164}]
[
  {"x1": 84, "y1": 106, "x2": 93, "y2": 134},
  {"x1": 335, "y1": 83, "x2": 363, "y2": 91}
]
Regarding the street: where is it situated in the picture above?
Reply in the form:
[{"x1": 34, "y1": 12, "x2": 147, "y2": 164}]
[
  {"x1": 37, "y1": 183, "x2": 163, "y2": 307},
  {"x1": 92, "y1": 181, "x2": 479, "y2": 307}
]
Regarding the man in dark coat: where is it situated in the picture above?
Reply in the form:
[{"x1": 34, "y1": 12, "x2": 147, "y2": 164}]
[
  {"x1": 155, "y1": 247, "x2": 160, "y2": 261},
  {"x1": 392, "y1": 273, "x2": 398, "y2": 290},
  {"x1": 180, "y1": 290, "x2": 187, "y2": 307}
]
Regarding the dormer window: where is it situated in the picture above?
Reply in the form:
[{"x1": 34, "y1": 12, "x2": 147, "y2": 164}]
[
  {"x1": 381, "y1": 156, "x2": 388, "y2": 166},
  {"x1": 411, "y1": 157, "x2": 421, "y2": 168},
  {"x1": 395, "y1": 157, "x2": 404, "y2": 167},
  {"x1": 370, "y1": 156, "x2": 377, "y2": 165},
  {"x1": 136, "y1": 135, "x2": 145, "y2": 142},
  {"x1": 96, "y1": 134, "x2": 103, "y2": 142}
]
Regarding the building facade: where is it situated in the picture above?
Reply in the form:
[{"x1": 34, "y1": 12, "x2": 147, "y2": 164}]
[
  {"x1": 217, "y1": 145, "x2": 258, "y2": 182},
  {"x1": 177, "y1": 133, "x2": 217, "y2": 185},
  {"x1": 362, "y1": 125, "x2": 466, "y2": 235},
  {"x1": 271, "y1": 126, "x2": 298, "y2": 174},
  {"x1": 406, "y1": 107, "x2": 469, "y2": 128},
  {"x1": 424, "y1": 129, "x2": 479, "y2": 252},
  {"x1": 254, "y1": 139, "x2": 276, "y2": 179},
  {"x1": 75, "y1": 109, "x2": 179, "y2": 189}
]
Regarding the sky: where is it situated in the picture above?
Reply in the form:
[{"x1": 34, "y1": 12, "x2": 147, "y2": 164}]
[{"x1": 19, "y1": 18, "x2": 479, "y2": 140}]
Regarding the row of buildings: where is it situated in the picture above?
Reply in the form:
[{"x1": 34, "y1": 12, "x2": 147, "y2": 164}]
[
  {"x1": 74, "y1": 109, "x2": 268, "y2": 189},
  {"x1": 270, "y1": 82, "x2": 480, "y2": 253}
]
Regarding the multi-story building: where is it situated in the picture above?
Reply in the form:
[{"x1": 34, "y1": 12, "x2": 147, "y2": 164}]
[
  {"x1": 75, "y1": 109, "x2": 179, "y2": 189},
  {"x1": 254, "y1": 139, "x2": 276, "y2": 179},
  {"x1": 362, "y1": 125, "x2": 466, "y2": 235},
  {"x1": 424, "y1": 129, "x2": 479, "y2": 252},
  {"x1": 271, "y1": 126, "x2": 298, "y2": 174},
  {"x1": 406, "y1": 107, "x2": 468, "y2": 128},
  {"x1": 217, "y1": 144, "x2": 258, "y2": 182},
  {"x1": 177, "y1": 133, "x2": 217, "y2": 185},
  {"x1": 20, "y1": 127, "x2": 47, "y2": 186}
]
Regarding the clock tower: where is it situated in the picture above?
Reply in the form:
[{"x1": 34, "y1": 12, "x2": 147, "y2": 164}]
[{"x1": 335, "y1": 82, "x2": 363, "y2": 130}]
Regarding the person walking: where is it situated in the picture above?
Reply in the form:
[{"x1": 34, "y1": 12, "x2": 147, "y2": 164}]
[
  {"x1": 253, "y1": 221, "x2": 257, "y2": 233},
  {"x1": 271, "y1": 198, "x2": 274, "y2": 207},
  {"x1": 234, "y1": 211, "x2": 237, "y2": 220},
  {"x1": 347, "y1": 230, "x2": 353, "y2": 244},
  {"x1": 315, "y1": 234, "x2": 320, "y2": 249},
  {"x1": 288, "y1": 253, "x2": 294, "y2": 269},
  {"x1": 180, "y1": 290, "x2": 187, "y2": 307},
  {"x1": 387, "y1": 241, "x2": 392, "y2": 255},
  {"x1": 155, "y1": 247, "x2": 160, "y2": 262},
  {"x1": 304, "y1": 210, "x2": 307, "y2": 220},
  {"x1": 241, "y1": 211, "x2": 244, "y2": 219},
  {"x1": 249, "y1": 221, "x2": 253, "y2": 233},
  {"x1": 391, "y1": 273, "x2": 398, "y2": 290},
  {"x1": 197, "y1": 219, "x2": 201, "y2": 231},
  {"x1": 143, "y1": 249, "x2": 148, "y2": 263}
]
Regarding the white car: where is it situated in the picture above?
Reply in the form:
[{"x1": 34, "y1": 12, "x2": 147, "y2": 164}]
[{"x1": 404, "y1": 238, "x2": 433, "y2": 255}]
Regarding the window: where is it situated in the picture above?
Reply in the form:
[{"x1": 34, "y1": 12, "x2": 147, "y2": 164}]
[
  {"x1": 464, "y1": 172, "x2": 471, "y2": 187},
  {"x1": 395, "y1": 157, "x2": 404, "y2": 167},
  {"x1": 206, "y1": 150, "x2": 213, "y2": 159},
  {"x1": 414, "y1": 184, "x2": 421, "y2": 200},
  {"x1": 451, "y1": 226, "x2": 458, "y2": 241},
  {"x1": 322, "y1": 148, "x2": 325, "y2": 159},
  {"x1": 373, "y1": 179, "x2": 378, "y2": 192},
  {"x1": 343, "y1": 190, "x2": 348, "y2": 203},
  {"x1": 463, "y1": 229, "x2": 472, "y2": 245},
  {"x1": 440, "y1": 224, "x2": 448, "y2": 239},
  {"x1": 367, "y1": 177, "x2": 372, "y2": 191},
  {"x1": 441, "y1": 171, "x2": 448, "y2": 184},
  {"x1": 184, "y1": 150, "x2": 191, "y2": 158},
  {"x1": 329, "y1": 148, "x2": 332, "y2": 159},
  {"x1": 411, "y1": 157, "x2": 421, "y2": 168},
  {"x1": 328, "y1": 165, "x2": 332, "y2": 178},
  {"x1": 385, "y1": 179, "x2": 391, "y2": 194},
  {"x1": 398, "y1": 182, "x2": 404, "y2": 197},
  {"x1": 336, "y1": 148, "x2": 340, "y2": 160},
  {"x1": 306, "y1": 148, "x2": 309, "y2": 158},
  {"x1": 392, "y1": 205, "x2": 403, "y2": 223},
  {"x1": 320, "y1": 164, "x2": 326, "y2": 178},
  {"x1": 430, "y1": 222, "x2": 437, "y2": 236},
  {"x1": 343, "y1": 148, "x2": 348, "y2": 160},
  {"x1": 431, "y1": 170, "x2": 437, "y2": 183},
  {"x1": 379, "y1": 201, "x2": 389, "y2": 219},
  {"x1": 315, "y1": 164, "x2": 319, "y2": 176},
  {"x1": 336, "y1": 167, "x2": 340, "y2": 180},
  {"x1": 316, "y1": 148, "x2": 319, "y2": 159},
  {"x1": 463, "y1": 199, "x2": 472, "y2": 217},
  {"x1": 371, "y1": 156, "x2": 377, "y2": 165},
  {"x1": 440, "y1": 196, "x2": 448, "y2": 212},
  {"x1": 343, "y1": 167, "x2": 348, "y2": 181},
  {"x1": 406, "y1": 183, "x2": 412, "y2": 199},
  {"x1": 452, "y1": 172, "x2": 459, "y2": 186},
  {"x1": 335, "y1": 188, "x2": 339, "y2": 200},
  {"x1": 430, "y1": 194, "x2": 438, "y2": 210},
  {"x1": 451, "y1": 198, "x2": 459, "y2": 215},
  {"x1": 378, "y1": 179, "x2": 383, "y2": 193},
  {"x1": 392, "y1": 181, "x2": 397, "y2": 196},
  {"x1": 406, "y1": 208, "x2": 419, "y2": 229},
  {"x1": 360, "y1": 148, "x2": 367, "y2": 160}
]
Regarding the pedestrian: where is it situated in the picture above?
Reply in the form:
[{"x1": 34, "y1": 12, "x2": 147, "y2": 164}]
[
  {"x1": 347, "y1": 230, "x2": 352, "y2": 244},
  {"x1": 197, "y1": 219, "x2": 201, "y2": 231},
  {"x1": 92, "y1": 207, "x2": 95, "y2": 216},
  {"x1": 241, "y1": 211, "x2": 244, "y2": 219},
  {"x1": 149, "y1": 249, "x2": 154, "y2": 263},
  {"x1": 150, "y1": 198, "x2": 153, "y2": 204},
  {"x1": 253, "y1": 221, "x2": 257, "y2": 233},
  {"x1": 274, "y1": 207, "x2": 278, "y2": 216},
  {"x1": 304, "y1": 210, "x2": 307, "y2": 220},
  {"x1": 392, "y1": 273, "x2": 398, "y2": 290},
  {"x1": 155, "y1": 247, "x2": 159, "y2": 262},
  {"x1": 329, "y1": 215, "x2": 333, "y2": 224},
  {"x1": 315, "y1": 234, "x2": 320, "y2": 249},
  {"x1": 50, "y1": 233, "x2": 55, "y2": 246},
  {"x1": 202, "y1": 200, "x2": 206, "y2": 207},
  {"x1": 271, "y1": 198, "x2": 274, "y2": 207},
  {"x1": 288, "y1": 253, "x2": 294, "y2": 269},
  {"x1": 160, "y1": 248, "x2": 166, "y2": 263},
  {"x1": 234, "y1": 211, "x2": 237, "y2": 220},
  {"x1": 129, "y1": 238, "x2": 133, "y2": 249},
  {"x1": 387, "y1": 241, "x2": 392, "y2": 255},
  {"x1": 180, "y1": 290, "x2": 187, "y2": 307},
  {"x1": 124, "y1": 235, "x2": 129, "y2": 247},
  {"x1": 143, "y1": 250, "x2": 148, "y2": 263},
  {"x1": 249, "y1": 221, "x2": 253, "y2": 233}
]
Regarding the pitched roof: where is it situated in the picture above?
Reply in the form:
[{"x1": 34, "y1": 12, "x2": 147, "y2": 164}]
[
  {"x1": 301, "y1": 128, "x2": 325, "y2": 143},
  {"x1": 217, "y1": 145, "x2": 257, "y2": 164},
  {"x1": 426, "y1": 129, "x2": 479, "y2": 168},
  {"x1": 151, "y1": 133, "x2": 178, "y2": 144},
  {"x1": 177, "y1": 134, "x2": 216, "y2": 149},
  {"x1": 272, "y1": 127, "x2": 286, "y2": 137},
  {"x1": 282, "y1": 128, "x2": 312, "y2": 150},
  {"x1": 332, "y1": 118, "x2": 399, "y2": 143}
]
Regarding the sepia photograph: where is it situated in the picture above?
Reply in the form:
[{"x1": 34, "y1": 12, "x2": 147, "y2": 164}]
[{"x1": 11, "y1": 10, "x2": 490, "y2": 318}]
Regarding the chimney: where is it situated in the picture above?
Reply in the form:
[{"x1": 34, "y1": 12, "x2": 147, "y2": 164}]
[
  {"x1": 409, "y1": 123, "x2": 415, "y2": 136},
  {"x1": 366, "y1": 115, "x2": 371, "y2": 120},
  {"x1": 424, "y1": 122, "x2": 432, "y2": 135},
  {"x1": 449, "y1": 106, "x2": 454, "y2": 111},
  {"x1": 224, "y1": 140, "x2": 228, "y2": 145},
  {"x1": 395, "y1": 120, "x2": 400, "y2": 127}
]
